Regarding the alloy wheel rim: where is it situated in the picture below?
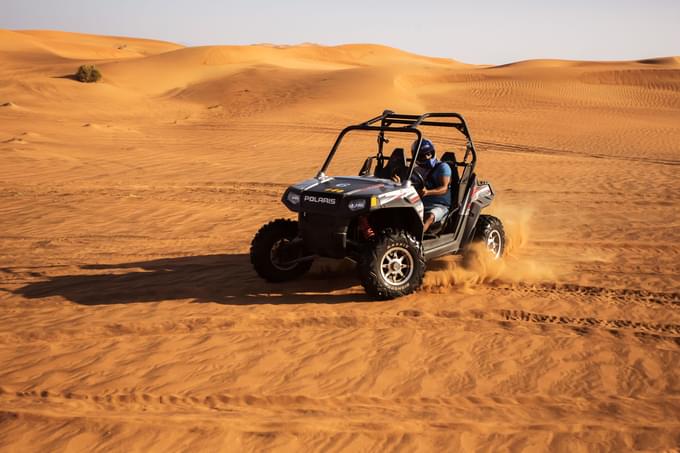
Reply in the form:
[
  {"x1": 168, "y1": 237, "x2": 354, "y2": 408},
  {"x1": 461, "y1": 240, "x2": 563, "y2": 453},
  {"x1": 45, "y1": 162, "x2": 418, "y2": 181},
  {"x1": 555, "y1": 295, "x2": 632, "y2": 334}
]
[
  {"x1": 487, "y1": 230, "x2": 502, "y2": 259},
  {"x1": 380, "y1": 246, "x2": 414, "y2": 286},
  {"x1": 270, "y1": 239, "x2": 296, "y2": 270}
]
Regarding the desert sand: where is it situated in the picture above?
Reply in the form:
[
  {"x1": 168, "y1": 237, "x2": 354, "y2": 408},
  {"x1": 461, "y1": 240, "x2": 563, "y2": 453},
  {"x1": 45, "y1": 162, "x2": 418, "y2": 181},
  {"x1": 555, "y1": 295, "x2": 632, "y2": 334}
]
[{"x1": 0, "y1": 29, "x2": 679, "y2": 451}]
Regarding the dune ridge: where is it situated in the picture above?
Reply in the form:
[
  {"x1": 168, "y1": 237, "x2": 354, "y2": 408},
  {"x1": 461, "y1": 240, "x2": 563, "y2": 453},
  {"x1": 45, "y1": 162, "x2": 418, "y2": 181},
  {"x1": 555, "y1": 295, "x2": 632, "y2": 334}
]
[
  {"x1": 0, "y1": 30, "x2": 679, "y2": 452},
  {"x1": 0, "y1": 29, "x2": 182, "y2": 60}
]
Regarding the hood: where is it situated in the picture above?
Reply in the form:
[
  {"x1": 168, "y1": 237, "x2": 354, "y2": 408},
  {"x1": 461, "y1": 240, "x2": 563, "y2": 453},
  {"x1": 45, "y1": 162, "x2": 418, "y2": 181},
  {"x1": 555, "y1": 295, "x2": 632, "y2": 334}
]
[
  {"x1": 283, "y1": 175, "x2": 415, "y2": 215},
  {"x1": 293, "y1": 176, "x2": 400, "y2": 197}
]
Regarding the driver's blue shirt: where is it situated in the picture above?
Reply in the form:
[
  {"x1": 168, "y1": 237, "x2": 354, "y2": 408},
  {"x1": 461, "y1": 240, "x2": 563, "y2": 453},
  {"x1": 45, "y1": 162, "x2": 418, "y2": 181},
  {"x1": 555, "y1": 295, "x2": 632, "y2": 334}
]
[{"x1": 422, "y1": 161, "x2": 452, "y2": 208}]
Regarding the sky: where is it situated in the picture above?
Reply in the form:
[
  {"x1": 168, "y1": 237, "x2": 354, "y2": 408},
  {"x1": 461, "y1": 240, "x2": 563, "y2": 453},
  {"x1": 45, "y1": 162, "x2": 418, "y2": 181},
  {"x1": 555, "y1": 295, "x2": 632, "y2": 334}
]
[{"x1": 2, "y1": 0, "x2": 679, "y2": 64}]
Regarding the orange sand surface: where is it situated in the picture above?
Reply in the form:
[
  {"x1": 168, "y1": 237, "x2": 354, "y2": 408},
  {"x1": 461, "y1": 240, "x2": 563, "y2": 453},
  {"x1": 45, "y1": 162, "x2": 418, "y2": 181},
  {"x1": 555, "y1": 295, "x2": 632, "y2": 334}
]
[{"x1": 0, "y1": 30, "x2": 679, "y2": 451}]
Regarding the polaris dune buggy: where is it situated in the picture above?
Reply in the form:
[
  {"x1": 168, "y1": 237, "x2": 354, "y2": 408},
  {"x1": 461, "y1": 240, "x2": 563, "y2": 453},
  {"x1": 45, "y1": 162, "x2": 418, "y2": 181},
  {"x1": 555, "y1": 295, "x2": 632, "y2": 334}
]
[{"x1": 250, "y1": 110, "x2": 505, "y2": 299}]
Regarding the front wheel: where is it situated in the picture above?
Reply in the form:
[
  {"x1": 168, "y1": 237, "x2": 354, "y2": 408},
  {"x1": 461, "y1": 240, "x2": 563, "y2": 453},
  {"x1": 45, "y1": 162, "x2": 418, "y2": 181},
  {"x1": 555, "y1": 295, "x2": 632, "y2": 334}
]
[
  {"x1": 250, "y1": 219, "x2": 312, "y2": 282},
  {"x1": 358, "y1": 229, "x2": 425, "y2": 299},
  {"x1": 471, "y1": 215, "x2": 505, "y2": 259}
]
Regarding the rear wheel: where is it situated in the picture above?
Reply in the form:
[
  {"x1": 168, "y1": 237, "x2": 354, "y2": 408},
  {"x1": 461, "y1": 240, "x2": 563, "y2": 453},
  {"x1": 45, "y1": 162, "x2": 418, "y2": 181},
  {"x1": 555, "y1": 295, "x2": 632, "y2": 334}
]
[
  {"x1": 471, "y1": 215, "x2": 505, "y2": 259},
  {"x1": 358, "y1": 229, "x2": 425, "y2": 299},
  {"x1": 250, "y1": 219, "x2": 312, "y2": 282}
]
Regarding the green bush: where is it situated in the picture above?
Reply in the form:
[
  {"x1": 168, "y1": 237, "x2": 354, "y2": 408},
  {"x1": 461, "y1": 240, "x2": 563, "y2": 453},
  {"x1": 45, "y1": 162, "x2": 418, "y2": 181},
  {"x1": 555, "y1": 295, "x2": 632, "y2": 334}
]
[{"x1": 75, "y1": 65, "x2": 102, "y2": 83}]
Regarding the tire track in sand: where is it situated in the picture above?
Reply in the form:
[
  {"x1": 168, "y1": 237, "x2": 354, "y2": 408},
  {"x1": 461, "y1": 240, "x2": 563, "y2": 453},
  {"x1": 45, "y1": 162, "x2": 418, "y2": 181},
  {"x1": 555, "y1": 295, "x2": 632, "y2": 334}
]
[
  {"x1": 497, "y1": 309, "x2": 680, "y2": 344},
  {"x1": 1, "y1": 307, "x2": 678, "y2": 349},
  {"x1": 488, "y1": 283, "x2": 680, "y2": 309},
  {"x1": 2, "y1": 387, "x2": 678, "y2": 430}
]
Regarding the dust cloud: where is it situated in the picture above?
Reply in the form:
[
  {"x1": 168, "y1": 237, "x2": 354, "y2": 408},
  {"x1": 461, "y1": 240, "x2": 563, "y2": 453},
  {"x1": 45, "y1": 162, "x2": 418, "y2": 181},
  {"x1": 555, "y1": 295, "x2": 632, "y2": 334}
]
[{"x1": 423, "y1": 206, "x2": 557, "y2": 292}]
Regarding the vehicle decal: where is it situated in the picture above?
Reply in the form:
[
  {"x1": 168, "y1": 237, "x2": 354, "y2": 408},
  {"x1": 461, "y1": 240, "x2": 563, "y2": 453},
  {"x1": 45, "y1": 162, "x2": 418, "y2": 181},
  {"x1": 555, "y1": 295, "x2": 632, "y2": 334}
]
[
  {"x1": 378, "y1": 188, "x2": 413, "y2": 205},
  {"x1": 471, "y1": 185, "x2": 491, "y2": 202},
  {"x1": 325, "y1": 188, "x2": 344, "y2": 193},
  {"x1": 304, "y1": 195, "x2": 337, "y2": 205},
  {"x1": 378, "y1": 193, "x2": 399, "y2": 204},
  {"x1": 416, "y1": 204, "x2": 424, "y2": 219},
  {"x1": 406, "y1": 193, "x2": 420, "y2": 204}
]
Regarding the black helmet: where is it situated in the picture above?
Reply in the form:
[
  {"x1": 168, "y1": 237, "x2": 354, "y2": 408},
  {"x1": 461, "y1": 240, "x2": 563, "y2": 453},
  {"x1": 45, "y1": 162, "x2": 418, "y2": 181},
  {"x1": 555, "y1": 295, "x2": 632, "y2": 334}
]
[{"x1": 412, "y1": 138, "x2": 436, "y2": 163}]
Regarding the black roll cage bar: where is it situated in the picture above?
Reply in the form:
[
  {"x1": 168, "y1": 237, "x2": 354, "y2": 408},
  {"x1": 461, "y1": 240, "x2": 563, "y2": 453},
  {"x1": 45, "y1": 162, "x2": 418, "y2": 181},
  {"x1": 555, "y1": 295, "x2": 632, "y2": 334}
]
[{"x1": 317, "y1": 110, "x2": 477, "y2": 181}]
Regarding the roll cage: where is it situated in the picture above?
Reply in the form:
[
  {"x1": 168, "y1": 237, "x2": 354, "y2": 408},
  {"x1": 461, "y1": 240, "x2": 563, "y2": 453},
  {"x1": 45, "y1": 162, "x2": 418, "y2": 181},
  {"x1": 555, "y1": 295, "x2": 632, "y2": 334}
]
[{"x1": 317, "y1": 110, "x2": 478, "y2": 181}]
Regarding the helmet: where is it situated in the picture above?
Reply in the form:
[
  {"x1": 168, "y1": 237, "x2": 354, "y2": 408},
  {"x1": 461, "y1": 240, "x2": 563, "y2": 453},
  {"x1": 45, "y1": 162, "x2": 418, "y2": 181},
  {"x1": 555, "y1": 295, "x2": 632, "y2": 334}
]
[{"x1": 412, "y1": 138, "x2": 436, "y2": 163}]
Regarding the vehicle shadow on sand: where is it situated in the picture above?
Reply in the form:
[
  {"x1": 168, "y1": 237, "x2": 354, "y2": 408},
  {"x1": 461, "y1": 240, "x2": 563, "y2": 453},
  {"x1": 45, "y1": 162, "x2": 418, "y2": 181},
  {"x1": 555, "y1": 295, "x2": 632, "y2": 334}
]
[{"x1": 14, "y1": 254, "x2": 370, "y2": 306}]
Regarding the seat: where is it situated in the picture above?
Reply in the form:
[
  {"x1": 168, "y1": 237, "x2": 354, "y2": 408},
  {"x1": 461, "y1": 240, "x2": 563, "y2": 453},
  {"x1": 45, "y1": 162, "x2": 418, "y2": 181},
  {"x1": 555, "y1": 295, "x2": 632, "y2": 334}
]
[
  {"x1": 375, "y1": 147, "x2": 407, "y2": 181},
  {"x1": 440, "y1": 151, "x2": 458, "y2": 176},
  {"x1": 440, "y1": 151, "x2": 460, "y2": 207},
  {"x1": 358, "y1": 157, "x2": 373, "y2": 176}
]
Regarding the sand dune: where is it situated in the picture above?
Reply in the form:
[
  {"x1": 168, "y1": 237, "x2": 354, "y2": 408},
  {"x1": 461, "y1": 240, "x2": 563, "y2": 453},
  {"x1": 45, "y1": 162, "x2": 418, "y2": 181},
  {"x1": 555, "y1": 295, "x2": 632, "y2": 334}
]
[
  {"x1": 0, "y1": 30, "x2": 679, "y2": 451},
  {"x1": 637, "y1": 56, "x2": 680, "y2": 66},
  {"x1": 2, "y1": 29, "x2": 182, "y2": 60}
]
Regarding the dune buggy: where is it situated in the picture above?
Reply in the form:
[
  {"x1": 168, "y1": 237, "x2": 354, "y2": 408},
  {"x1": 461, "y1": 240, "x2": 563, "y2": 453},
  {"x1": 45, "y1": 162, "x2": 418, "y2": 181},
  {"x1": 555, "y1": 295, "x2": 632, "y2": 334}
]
[{"x1": 250, "y1": 110, "x2": 504, "y2": 299}]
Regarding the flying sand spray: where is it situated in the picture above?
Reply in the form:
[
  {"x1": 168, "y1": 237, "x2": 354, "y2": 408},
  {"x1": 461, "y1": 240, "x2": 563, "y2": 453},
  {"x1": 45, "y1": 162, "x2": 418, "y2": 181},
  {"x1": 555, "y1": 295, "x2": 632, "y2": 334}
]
[{"x1": 423, "y1": 205, "x2": 557, "y2": 293}]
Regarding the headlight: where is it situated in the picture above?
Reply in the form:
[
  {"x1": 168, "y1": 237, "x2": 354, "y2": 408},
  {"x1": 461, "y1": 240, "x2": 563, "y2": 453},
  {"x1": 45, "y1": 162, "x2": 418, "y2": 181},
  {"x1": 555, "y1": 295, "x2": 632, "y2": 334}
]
[
  {"x1": 286, "y1": 192, "x2": 300, "y2": 205},
  {"x1": 348, "y1": 199, "x2": 367, "y2": 211}
]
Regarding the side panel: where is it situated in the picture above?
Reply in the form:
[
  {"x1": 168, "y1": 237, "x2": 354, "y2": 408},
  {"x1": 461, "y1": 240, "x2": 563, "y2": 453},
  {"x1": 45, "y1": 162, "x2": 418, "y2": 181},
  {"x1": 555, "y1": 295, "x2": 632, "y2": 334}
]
[
  {"x1": 461, "y1": 181, "x2": 495, "y2": 247},
  {"x1": 423, "y1": 233, "x2": 461, "y2": 260},
  {"x1": 462, "y1": 204, "x2": 482, "y2": 246}
]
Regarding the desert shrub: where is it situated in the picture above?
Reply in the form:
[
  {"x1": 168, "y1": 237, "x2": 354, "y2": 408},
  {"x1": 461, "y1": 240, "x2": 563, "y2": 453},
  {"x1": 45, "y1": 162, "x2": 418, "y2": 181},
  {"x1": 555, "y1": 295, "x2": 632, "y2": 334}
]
[{"x1": 75, "y1": 65, "x2": 102, "y2": 83}]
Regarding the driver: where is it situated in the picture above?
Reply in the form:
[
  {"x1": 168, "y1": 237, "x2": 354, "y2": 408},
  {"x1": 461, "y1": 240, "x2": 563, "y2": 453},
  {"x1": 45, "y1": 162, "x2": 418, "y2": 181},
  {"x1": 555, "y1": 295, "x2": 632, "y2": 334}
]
[{"x1": 412, "y1": 138, "x2": 452, "y2": 233}]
